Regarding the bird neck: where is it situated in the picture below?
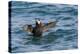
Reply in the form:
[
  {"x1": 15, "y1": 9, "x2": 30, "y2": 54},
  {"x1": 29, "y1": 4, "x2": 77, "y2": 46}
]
[{"x1": 36, "y1": 22, "x2": 43, "y2": 28}]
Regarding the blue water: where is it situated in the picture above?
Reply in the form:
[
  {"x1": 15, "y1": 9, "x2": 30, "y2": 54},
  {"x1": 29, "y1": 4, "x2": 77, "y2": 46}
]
[{"x1": 10, "y1": 1, "x2": 78, "y2": 53}]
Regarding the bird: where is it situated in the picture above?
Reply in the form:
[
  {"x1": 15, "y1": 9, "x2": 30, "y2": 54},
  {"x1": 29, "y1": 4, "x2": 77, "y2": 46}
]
[{"x1": 23, "y1": 18, "x2": 57, "y2": 36}]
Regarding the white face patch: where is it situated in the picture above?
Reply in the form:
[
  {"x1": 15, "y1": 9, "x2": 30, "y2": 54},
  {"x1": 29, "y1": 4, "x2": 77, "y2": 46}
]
[{"x1": 37, "y1": 20, "x2": 41, "y2": 24}]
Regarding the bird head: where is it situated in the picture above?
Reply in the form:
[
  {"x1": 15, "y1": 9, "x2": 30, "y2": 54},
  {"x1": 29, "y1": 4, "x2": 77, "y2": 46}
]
[{"x1": 35, "y1": 18, "x2": 41, "y2": 24}]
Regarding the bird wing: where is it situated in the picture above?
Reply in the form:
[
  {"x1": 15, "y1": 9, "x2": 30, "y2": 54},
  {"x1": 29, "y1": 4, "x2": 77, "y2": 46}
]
[
  {"x1": 23, "y1": 21, "x2": 58, "y2": 33},
  {"x1": 23, "y1": 24, "x2": 33, "y2": 33},
  {"x1": 42, "y1": 21, "x2": 57, "y2": 32}
]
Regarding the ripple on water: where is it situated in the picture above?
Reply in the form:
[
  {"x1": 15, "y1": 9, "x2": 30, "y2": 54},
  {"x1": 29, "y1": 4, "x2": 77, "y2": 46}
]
[{"x1": 10, "y1": 1, "x2": 78, "y2": 53}]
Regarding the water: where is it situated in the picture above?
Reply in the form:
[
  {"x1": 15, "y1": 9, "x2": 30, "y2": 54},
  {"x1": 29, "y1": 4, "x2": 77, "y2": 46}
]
[{"x1": 9, "y1": 1, "x2": 78, "y2": 53}]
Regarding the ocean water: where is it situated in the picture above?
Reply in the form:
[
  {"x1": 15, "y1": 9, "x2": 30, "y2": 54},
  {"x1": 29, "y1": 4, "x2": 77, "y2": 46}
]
[{"x1": 9, "y1": 1, "x2": 78, "y2": 53}]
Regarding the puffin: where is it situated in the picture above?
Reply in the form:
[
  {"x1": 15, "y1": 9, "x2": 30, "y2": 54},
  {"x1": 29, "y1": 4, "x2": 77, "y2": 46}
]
[{"x1": 23, "y1": 18, "x2": 57, "y2": 36}]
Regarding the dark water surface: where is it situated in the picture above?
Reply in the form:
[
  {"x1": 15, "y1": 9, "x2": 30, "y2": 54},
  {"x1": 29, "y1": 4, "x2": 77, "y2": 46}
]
[{"x1": 9, "y1": 1, "x2": 78, "y2": 53}]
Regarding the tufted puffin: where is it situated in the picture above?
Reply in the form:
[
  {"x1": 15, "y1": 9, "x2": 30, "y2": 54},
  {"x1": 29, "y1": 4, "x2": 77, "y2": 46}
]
[{"x1": 23, "y1": 19, "x2": 57, "y2": 36}]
